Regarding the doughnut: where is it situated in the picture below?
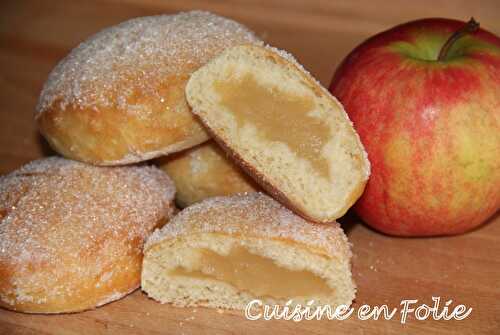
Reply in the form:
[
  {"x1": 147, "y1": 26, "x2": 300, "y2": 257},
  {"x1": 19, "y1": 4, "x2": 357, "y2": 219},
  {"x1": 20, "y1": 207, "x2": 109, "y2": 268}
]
[
  {"x1": 0, "y1": 157, "x2": 175, "y2": 313},
  {"x1": 36, "y1": 11, "x2": 263, "y2": 165},
  {"x1": 156, "y1": 141, "x2": 259, "y2": 208},
  {"x1": 186, "y1": 45, "x2": 370, "y2": 223},
  {"x1": 142, "y1": 193, "x2": 355, "y2": 310}
]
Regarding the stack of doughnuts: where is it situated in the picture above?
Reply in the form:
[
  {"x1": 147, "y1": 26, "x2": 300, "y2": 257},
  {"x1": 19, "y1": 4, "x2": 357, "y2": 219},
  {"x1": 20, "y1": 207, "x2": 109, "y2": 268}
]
[{"x1": 1, "y1": 10, "x2": 370, "y2": 314}]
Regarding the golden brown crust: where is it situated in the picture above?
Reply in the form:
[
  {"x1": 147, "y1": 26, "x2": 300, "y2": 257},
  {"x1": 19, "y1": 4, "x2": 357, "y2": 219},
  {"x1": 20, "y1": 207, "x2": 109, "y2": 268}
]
[
  {"x1": 0, "y1": 157, "x2": 175, "y2": 313},
  {"x1": 36, "y1": 12, "x2": 262, "y2": 165},
  {"x1": 37, "y1": 76, "x2": 208, "y2": 165},
  {"x1": 156, "y1": 141, "x2": 259, "y2": 207}
]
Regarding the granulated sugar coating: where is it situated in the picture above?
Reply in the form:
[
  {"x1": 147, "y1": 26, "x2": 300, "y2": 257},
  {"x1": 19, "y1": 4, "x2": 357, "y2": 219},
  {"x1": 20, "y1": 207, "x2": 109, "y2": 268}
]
[
  {"x1": 36, "y1": 11, "x2": 262, "y2": 113},
  {"x1": 146, "y1": 193, "x2": 351, "y2": 260},
  {"x1": 0, "y1": 157, "x2": 176, "y2": 313}
]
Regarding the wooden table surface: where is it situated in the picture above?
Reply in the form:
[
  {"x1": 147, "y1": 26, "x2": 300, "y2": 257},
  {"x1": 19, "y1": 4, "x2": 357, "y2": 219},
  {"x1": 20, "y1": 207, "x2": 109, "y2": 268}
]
[{"x1": 1, "y1": 1, "x2": 499, "y2": 334}]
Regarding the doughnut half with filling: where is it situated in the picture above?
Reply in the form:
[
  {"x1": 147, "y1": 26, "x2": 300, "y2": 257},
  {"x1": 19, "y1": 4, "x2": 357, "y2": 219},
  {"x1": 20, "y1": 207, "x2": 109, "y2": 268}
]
[
  {"x1": 186, "y1": 45, "x2": 370, "y2": 223},
  {"x1": 142, "y1": 193, "x2": 355, "y2": 310}
]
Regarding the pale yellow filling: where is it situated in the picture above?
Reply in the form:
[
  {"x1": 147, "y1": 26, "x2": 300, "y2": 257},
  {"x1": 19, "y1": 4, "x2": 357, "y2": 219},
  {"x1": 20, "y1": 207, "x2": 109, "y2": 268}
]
[
  {"x1": 213, "y1": 74, "x2": 331, "y2": 179},
  {"x1": 169, "y1": 247, "x2": 333, "y2": 299}
]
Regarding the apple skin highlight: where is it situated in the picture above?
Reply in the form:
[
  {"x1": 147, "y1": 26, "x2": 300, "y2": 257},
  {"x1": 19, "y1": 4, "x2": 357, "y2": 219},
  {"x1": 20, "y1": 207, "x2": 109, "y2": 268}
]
[{"x1": 330, "y1": 18, "x2": 500, "y2": 236}]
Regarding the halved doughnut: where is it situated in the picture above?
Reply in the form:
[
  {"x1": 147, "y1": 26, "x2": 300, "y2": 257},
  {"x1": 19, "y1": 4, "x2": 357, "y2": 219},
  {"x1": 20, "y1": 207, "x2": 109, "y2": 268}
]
[
  {"x1": 185, "y1": 45, "x2": 370, "y2": 223},
  {"x1": 142, "y1": 193, "x2": 355, "y2": 310}
]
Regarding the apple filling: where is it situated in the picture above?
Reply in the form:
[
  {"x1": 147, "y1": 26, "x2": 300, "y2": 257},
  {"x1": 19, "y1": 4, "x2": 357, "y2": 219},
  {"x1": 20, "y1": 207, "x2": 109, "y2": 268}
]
[
  {"x1": 213, "y1": 74, "x2": 331, "y2": 179},
  {"x1": 169, "y1": 246, "x2": 333, "y2": 299}
]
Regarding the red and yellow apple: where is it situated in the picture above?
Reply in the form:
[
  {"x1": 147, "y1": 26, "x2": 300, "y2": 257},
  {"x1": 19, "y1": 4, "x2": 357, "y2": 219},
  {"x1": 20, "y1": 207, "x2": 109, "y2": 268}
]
[{"x1": 330, "y1": 18, "x2": 499, "y2": 236}]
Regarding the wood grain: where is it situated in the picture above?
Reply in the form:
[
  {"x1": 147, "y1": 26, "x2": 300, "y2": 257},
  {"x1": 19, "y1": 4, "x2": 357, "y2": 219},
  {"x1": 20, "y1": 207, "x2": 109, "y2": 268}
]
[{"x1": 0, "y1": 1, "x2": 499, "y2": 334}]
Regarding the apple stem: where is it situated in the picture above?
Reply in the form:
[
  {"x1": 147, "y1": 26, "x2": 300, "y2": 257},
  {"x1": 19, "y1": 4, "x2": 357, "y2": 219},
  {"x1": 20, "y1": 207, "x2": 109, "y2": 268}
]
[{"x1": 437, "y1": 17, "x2": 480, "y2": 61}]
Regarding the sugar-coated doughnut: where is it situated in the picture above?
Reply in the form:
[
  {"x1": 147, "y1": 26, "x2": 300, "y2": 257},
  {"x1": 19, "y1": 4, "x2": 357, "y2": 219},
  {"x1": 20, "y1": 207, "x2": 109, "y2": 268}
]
[
  {"x1": 157, "y1": 141, "x2": 259, "y2": 207},
  {"x1": 186, "y1": 45, "x2": 370, "y2": 223},
  {"x1": 0, "y1": 157, "x2": 175, "y2": 313},
  {"x1": 36, "y1": 11, "x2": 262, "y2": 165},
  {"x1": 142, "y1": 193, "x2": 355, "y2": 310}
]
